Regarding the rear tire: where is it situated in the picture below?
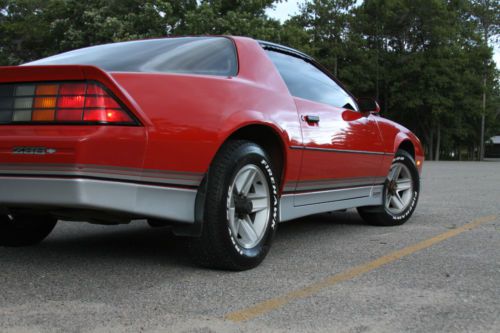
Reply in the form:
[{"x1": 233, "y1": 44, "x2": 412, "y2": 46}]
[
  {"x1": 357, "y1": 150, "x2": 420, "y2": 226},
  {"x1": 0, "y1": 213, "x2": 58, "y2": 246},
  {"x1": 189, "y1": 140, "x2": 279, "y2": 270}
]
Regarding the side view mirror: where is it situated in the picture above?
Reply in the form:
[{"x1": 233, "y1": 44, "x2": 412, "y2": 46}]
[{"x1": 358, "y1": 98, "x2": 380, "y2": 114}]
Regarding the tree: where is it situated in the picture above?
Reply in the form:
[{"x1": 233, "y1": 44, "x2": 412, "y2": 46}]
[
  {"x1": 293, "y1": 0, "x2": 356, "y2": 77},
  {"x1": 0, "y1": 0, "x2": 7, "y2": 65},
  {"x1": 470, "y1": 0, "x2": 500, "y2": 160},
  {"x1": 0, "y1": 0, "x2": 191, "y2": 64},
  {"x1": 181, "y1": 0, "x2": 282, "y2": 41},
  {"x1": 348, "y1": 0, "x2": 498, "y2": 160},
  {"x1": 0, "y1": 0, "x2": 54, "y2": 65}
]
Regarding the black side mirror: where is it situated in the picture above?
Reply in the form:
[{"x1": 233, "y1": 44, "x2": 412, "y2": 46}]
[{"x1": 358, "y1": 98, "x2": 380, "y2": 114}]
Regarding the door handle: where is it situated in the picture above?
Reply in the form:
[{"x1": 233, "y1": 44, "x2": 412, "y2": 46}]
[{"x1": 304, "y1": 115, "x2": 320, "y2": 124}]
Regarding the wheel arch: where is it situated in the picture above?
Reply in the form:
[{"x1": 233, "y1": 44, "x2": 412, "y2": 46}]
[
  {"x1": 192, "y1": 123, "x2": 287, "y2": 239},
  {"x1": 397, "y1": 140, "x2": 416, "y2": 161},
  {"x1": 392, "y1": 131, "x2": 415, "y2": 160},
  {"x1": 222, "y1": 123, "x2": 287, "y2": 185}
]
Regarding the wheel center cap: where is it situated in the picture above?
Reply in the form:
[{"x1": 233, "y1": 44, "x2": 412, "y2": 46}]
[
  {"x1": 388, "y1": 180, "x2": 397, "y2": 195},
  {"x1": 235, "y1": 196, "x2": 253, "y2": 217}
]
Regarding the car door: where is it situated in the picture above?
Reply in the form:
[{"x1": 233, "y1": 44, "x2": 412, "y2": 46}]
[{"x1": 266, "y1": 50, "x2": 386, "y2": 206}]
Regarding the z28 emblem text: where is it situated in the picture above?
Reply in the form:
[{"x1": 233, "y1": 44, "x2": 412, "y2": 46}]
[{"x1": 12, "y1": 147, "x2": 57, "y2": 155}]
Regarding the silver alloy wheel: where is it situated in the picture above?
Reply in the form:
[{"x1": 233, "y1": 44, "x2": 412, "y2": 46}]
[
  {"x1": 385, "y1": 162, "x2": 414, "y2": 215},
  {"x1": 227, "y1": 164, "x2": 271, "y2": 249}
]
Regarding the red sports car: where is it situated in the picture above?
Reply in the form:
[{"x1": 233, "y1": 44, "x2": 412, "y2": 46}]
[{"x1": 0, "y1": 36, "x2": 423, "y2": 270}]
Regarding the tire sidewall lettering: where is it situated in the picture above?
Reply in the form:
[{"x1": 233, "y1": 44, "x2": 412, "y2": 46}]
[
  {"x1": 226, "y1": 156, "x2": 278, "y2": 258},
  {"x1": 388, "y1": 155, "x2": 419, "y2": 222}
]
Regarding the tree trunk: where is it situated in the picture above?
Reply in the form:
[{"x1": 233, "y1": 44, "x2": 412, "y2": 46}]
[
  {"x1": 334, "y1": 55, "x2": 338, "y2": 77},
  {"x1": 383, "y1": 86, "x2": 388, "y2": 114},
  {"x1": 429, "y1": 128, "x2": 434, "y2": 161},
  {"x1": 435, "y1": 123, "x2": 441, "y2": 161},
  {"x1": 479, "y1": 27, "x2": 489, "y2": 161},
  {"x1": 376, "y1": 62, "x2": 379, "y2": 100},
  {"x1": 480, "y1": 74, "x2": 486, "y2": 161},
  {"x1": 375, "y1": 16, "x2": 380, "y2": 100}
]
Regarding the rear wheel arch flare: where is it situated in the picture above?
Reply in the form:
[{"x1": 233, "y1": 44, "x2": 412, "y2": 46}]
[
  {"x1": 219, "y1": 124, "x2": 286, "y2": 188},
  {"x1": 398, "y1": 140, "x2": 415, "y2": 161},
  {"x1": 195, "y1": 125, "x2": 286, "y2": 236}
]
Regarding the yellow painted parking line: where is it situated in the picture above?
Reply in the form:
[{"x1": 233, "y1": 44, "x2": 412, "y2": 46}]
[{"x1": 225, "y1": 215, "x2": 497, "y2": 322}]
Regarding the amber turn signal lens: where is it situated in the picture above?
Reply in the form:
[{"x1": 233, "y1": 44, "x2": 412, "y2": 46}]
[
  {"x1": 34, "y1": 97, "x2": 56, "y2": 109},
  {"x1": 32, "y1": 109, "x2": 55, "y2": 121},
  {"x1": 35, "y1": 84, "x2": 59, "y2": 96}
]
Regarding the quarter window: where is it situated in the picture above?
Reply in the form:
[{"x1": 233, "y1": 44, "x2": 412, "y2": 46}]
[{"x1": 266, "y1": 50, "x2": 357, "y2": 110}]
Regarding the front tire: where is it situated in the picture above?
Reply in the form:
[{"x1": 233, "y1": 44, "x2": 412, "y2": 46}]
[
  {"x1": 0, "y1": 213, "x2": 58, "y2": 247},
  {"x1": 357, "y1": 150, "x2": 420, "y2": 226},
  {"x1": 189, "y1": 140, "x2": 279, "y2": 270}
]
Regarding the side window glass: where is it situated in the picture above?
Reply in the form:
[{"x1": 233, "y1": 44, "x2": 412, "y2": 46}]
[{"x1": 266, "y1": 50, "x2": 358, "y2": 110}]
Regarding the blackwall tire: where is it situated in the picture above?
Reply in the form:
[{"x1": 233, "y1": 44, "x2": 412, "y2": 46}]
[
  {"x1": 357, "y1": 150, "x2": 420, "y2": 226},
  {"x1": 189, "y1": 140, "x2": 279, "y2": 270},
  {"x1": 0, "y1": 213, "x2": 58, "y2": 247}
]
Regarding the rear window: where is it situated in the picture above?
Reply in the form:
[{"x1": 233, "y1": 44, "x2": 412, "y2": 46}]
[{"x1": 24, "y1": 37, "x2": 238, "y2": 77}]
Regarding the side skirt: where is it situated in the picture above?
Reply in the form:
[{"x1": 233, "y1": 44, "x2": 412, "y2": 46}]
[{"x1": 280, "y1": 185, "x2": 384, "y2": 222}]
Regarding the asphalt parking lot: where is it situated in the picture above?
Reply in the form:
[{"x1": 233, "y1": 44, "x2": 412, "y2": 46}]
[{"x1": 0, "y1": 161, "x2": 499, "y2": 333}]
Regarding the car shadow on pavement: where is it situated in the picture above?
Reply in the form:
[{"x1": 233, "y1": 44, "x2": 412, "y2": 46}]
[
  {"x1": 276, "y1": 210, "x2": 370, "y2": 235},
  {"x1": 2, "y1": 210, "x2": 370, "y2": 271},
  {"x1": 31, "y1": 223, "x2": 197, "y2": 268}
]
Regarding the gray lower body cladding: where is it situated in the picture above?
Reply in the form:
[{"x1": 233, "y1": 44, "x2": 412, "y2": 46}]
[
  {"x1": 0, "y1": 176, "x2": 197, "y2": 223},
  {"x1": 1, "y1": 175, "x2": 384, "y2": 226}
]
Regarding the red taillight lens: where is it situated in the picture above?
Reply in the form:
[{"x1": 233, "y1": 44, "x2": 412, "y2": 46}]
[
  {"x1": 86, "y1": 84, "x2": 107, "y2": 95},
  {"x1": 0, "y1": 81, "x2": 136, "y2": 125},
  {"x1": 83, "y1": 109, "x2": 133, "y2": 123},
  {"x1": 56, "y1": 109, "x2": 84, "y2": 121},
  {"x1": 59, "y1": 83, "x2": 86, "y2": 95},
  {"x1": 85, "y1": 96, "x2": 120, "y2": 109},
  {"x1": 58, "y1": 95, "x2": 85, "y2": 108}
]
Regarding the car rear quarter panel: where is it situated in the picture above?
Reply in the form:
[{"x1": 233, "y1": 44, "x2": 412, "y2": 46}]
[
  {"x1": 110, "y1": 37, "x2": 303, "y2": 190},
  {"x1": 0, "y1": 65, "x2": 148, "y2": 172},
  {"x1": 0, "y1": 126, "x2": 146, "y2": 169}
]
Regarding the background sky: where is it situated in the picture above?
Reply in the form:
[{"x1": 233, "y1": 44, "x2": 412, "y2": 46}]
[{"x1": 266, "y1": 0, "x2": 500, "y2": 68}]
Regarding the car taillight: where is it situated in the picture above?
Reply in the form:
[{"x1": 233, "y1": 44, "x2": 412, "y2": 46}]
[{"x1": 0, "y1": 81, "x2": 136, "y2": 125}]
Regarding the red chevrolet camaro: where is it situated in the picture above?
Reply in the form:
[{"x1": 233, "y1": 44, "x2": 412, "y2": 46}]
[{"x1": 0, "y1": 36, "x2": 423, "y2": 270}]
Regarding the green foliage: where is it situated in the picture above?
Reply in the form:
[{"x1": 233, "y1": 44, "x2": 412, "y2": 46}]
[
  {"x1": 292, "y1": 0, "x2": 356, "y2": 76},
  {"x1": 0, "y1": 0, "x2": 200, "y2": 63},
  {"x1": 0, "y1": 0, "x2": 499, "y2": 160},
  {"x1": 181, "y1": 0, "x2": 282, "y2": 40}
]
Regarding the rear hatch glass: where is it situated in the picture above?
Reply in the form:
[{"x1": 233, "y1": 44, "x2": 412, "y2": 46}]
[{"x1": 24, "y1": 37, "x2": 238, "y2": 77}]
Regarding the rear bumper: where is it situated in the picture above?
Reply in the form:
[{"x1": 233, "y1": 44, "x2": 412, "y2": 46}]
[{"x1": 0, "y1": 176, "x2": 196, "y2": 223}]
